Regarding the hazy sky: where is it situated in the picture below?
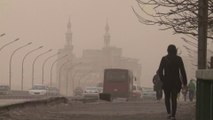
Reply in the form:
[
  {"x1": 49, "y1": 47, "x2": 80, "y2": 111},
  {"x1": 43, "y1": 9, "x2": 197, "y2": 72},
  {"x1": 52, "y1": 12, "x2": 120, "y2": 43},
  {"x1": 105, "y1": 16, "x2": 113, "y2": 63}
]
[{"x1": 0, "y1": 0, "x2": 187, "y2": 89}]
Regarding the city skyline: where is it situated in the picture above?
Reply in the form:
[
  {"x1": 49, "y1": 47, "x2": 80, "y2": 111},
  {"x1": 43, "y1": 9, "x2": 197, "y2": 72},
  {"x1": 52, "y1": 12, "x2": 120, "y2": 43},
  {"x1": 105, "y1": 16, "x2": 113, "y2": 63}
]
[{"x1": 0, "y1": 0, "x2": 191, "y2": 89}]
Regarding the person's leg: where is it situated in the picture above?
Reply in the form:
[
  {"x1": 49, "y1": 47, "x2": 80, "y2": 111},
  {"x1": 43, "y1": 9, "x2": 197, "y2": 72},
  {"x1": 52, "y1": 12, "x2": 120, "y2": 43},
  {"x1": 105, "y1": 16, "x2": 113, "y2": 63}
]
[
  {"x1": 156, "y1": 90, "x2": 159, "y2": 100},
  {"x1": 164, "y1": 90, "x2": 171, "y2": 115},
  {"x1": 156, "y1": 90, "x2": 160, "y2": 100},
  {"x1": 159, "y1": 90, "x2": 163, "y2": 100},
  {"x1": 171, "y1": 90, "x2": 178, "y2": 118}
]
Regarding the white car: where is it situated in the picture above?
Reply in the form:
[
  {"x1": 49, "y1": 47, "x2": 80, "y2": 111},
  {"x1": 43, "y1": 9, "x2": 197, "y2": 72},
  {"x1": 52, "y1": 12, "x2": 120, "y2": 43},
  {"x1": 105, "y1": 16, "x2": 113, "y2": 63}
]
[
  {"x1": 141, "y1": 87, "x2": 156, "y2": 99},
  {"x1": 0, "y1": 85, "x2": 10, "y2": 95},
  {"x1": 29, "y1": 84, "x2": 48, "y2": 95},
  {"x1": 83, "y1": 87, "x2": 100, "y2": 99},
  {"x1": 47, "y1": 87, "x2": 60, "y2": 96}
]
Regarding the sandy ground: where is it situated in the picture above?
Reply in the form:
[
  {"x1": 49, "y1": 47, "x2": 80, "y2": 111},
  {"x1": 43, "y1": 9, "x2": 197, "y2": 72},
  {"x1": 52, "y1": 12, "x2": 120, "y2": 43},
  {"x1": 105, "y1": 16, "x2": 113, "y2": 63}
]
[{"x1": 0, "y1": 98, "x2": 195, "y2": 120}]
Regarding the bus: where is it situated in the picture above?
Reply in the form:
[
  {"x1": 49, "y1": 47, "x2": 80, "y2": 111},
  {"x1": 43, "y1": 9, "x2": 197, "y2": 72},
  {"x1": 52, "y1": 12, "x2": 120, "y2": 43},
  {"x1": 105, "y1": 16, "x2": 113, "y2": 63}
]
[{"x1": 102, "y1": 68, "x2": 134, "y2": 100}]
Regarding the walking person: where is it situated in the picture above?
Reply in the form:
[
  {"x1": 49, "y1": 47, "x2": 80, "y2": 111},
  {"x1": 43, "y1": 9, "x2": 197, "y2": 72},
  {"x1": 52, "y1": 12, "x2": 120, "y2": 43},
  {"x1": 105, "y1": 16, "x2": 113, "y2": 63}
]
[
  {"x1": 153, "y1": 70, "x2": 163, "y2": 101},
  {"x1": 188, "y1": 79, "x2": 196, "y2": 102},
  {"x1": 158, "y1": 44, "x2": 187, "y2": 120}
]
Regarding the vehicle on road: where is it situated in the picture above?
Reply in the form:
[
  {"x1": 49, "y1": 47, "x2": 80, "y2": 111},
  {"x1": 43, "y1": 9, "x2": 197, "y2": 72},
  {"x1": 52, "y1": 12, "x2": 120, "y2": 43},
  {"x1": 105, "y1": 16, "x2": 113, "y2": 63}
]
[
  {"x1": 132, "y1": 84, "x2": 142, "y2": 99},
  {"x1": 29, "y1": 84, "x2": 48, "y2": 95},
  {"x1": 83, "y1": 87, "x2": 100, "y2": 100},
  {"x1": 96, "y1": 87, "x2": 103, "y2": 93},
  {"x1": 141, "y1": 87, "x2": 156, "y2": 99},
  {"x1": 73, "y1": 87, "x2": 84, "y2": 96},
  {"x1": 102, "y1": 68, "x2": 134, "y2": 100},
  {"x1": 47, "y1": 87, "x2": 60, "y2": 96},
  {"x1": 0, "y1": 85, "x2": 10, "y2": 95}
]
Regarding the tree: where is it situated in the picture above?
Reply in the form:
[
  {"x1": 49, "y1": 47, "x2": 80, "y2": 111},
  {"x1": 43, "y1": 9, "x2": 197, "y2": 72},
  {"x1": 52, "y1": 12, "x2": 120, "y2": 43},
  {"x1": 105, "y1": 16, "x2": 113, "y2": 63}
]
[{"x1": 132, "y1": 0, "x2": 213, "y2": 40}]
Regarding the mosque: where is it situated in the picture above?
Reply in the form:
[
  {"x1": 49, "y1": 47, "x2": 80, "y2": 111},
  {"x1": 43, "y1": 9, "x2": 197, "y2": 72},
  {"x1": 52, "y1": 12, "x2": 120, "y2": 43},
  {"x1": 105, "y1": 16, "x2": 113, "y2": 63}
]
[{"x1": 56, "y1": 19, "x2": 142, "y2": 96}]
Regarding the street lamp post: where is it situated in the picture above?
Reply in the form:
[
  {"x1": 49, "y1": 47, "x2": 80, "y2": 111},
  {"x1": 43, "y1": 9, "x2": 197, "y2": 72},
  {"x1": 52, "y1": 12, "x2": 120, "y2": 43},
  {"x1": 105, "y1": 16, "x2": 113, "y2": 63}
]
[
  {"x1": 49, "y1": 55, "x2": 67, "y2": 87},
  {"x1": 0, "y1": 38, "x2": 19, "y2": 83},
  {"x1": 66, "y1": 62, "x2": 82, "y2": 96},
  {"x1": 68, "y1": 70, "x2": 79, "y2": 93},
  {"x1": 9, "y1": 42, "x2": 32, "y2": 89},
  {"x1": 41, "y1": 52, "x2": 60, "y2": 85},
  {"x1": 58, "y1": 60, "x2": 71, "y2": 92},
  {"x1": 21, "y1": 46, "x2": 43, "y2": 91},
  {"x1": 0, "y1": 38, "x2": 20, "y2": 52},
  {"x1": 32, "y1": 49, "x2": 52, "y2": 87}
]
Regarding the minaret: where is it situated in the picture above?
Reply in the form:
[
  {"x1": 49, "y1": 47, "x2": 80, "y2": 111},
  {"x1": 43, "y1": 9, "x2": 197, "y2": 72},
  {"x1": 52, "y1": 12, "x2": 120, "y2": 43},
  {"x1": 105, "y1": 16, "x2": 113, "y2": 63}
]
[
  {"x1": 104, "y1": 21, "x2": 111, "y2": 48},
  {"x1": 65, "y1": 18, "x2": 73, "y2": 51},
  {"x1": 56, "y1": 18, "x2": 75, "y2": 96}
]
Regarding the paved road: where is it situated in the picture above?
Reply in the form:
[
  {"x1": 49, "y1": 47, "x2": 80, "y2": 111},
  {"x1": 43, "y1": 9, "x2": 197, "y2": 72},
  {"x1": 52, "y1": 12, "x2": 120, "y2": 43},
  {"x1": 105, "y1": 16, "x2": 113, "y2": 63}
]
[{"x1": 0, "y1": 98, "x2": 195, "y2": 120}]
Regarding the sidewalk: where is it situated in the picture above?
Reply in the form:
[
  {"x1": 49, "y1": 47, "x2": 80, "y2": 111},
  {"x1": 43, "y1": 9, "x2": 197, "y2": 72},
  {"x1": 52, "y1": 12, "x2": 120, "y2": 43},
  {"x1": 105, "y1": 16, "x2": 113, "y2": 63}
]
[{"x1": 0, "y1": 98, "x2": 195, "y2": 120}]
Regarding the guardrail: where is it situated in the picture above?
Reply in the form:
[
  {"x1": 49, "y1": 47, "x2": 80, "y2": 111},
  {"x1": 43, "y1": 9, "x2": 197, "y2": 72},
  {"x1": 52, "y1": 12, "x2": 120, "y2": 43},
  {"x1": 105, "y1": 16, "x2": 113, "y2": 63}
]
[{"x1": 196, "y1": 69, "x2": 213, "y2": 120}]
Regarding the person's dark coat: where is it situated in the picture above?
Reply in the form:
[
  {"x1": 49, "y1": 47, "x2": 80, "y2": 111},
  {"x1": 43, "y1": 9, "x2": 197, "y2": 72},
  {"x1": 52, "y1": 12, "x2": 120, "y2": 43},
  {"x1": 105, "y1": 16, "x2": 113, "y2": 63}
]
[{"x1": 158, "y1": 46, "x2": 187, "y2": 92}]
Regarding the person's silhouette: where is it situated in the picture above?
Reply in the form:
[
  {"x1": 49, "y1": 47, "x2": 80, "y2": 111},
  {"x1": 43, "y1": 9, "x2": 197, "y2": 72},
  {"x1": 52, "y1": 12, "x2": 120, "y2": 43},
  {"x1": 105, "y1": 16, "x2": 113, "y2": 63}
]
[{"x1": 158, "y1": 44, "x2": 187, "y2": 120}]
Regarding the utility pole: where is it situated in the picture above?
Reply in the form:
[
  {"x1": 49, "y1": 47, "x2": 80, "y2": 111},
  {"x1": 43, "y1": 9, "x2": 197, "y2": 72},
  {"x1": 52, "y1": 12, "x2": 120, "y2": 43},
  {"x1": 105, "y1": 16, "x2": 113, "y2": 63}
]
[
  {"x1": 198, "y1": 0, "x2": 208, "y2": 69},
  {"x1": 197, "y1": 0, "x2": 209, "y2": 120}
]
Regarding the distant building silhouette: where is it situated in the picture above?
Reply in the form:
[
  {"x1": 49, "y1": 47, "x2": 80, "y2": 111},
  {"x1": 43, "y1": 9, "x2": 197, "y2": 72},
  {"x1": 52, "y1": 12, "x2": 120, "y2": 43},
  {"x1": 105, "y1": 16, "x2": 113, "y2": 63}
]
[{"x1": 56, "y1": 19, "x2": 142, "y2": 96}]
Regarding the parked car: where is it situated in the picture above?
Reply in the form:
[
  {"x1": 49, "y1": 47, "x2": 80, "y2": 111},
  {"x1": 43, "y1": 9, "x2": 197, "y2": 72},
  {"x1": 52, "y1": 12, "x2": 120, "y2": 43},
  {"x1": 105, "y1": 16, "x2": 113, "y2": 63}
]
[
  {"x1": 141, "y1": 87, "x2": 156, "y2": 99},
  {"x1": 83, "y1": 87, "x2": 100, "y2": 99},
  {"x1": 29, "y1": 84, "x2": 48, "y2": 95},
  {"x1": 0, "y1": 85, "x2": 10, "y2": 95},
  {"x1": 47, "y1": 87, "x2": 60, "y2": 96}
]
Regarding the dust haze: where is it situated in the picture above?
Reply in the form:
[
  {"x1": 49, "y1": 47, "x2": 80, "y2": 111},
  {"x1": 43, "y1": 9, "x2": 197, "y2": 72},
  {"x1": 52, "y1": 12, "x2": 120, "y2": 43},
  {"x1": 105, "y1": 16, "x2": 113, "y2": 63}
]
[{"x1": 0, "y1": 0, "x2": 192, "y2": 90}]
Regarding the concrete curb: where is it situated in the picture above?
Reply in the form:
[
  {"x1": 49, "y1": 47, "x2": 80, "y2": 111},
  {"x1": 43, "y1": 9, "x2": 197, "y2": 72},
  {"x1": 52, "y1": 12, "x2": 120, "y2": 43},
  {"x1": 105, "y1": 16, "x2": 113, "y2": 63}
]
[{"x1": 0, "y1": 97, "x2": 68, "y2": 112}]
